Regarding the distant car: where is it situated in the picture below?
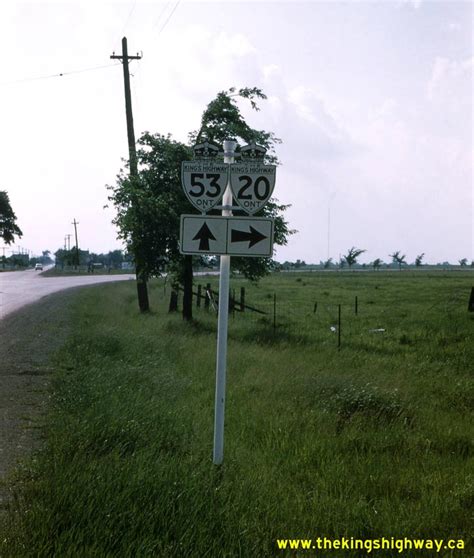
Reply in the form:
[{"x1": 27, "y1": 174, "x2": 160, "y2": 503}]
[{"x1": 35, "y1": 263, "x2": 43, "y2": 271}]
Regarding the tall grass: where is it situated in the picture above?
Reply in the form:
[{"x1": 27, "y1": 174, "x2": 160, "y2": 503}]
[{"x1": 2, "y1": 271, "x2": 473, "y2": 556}]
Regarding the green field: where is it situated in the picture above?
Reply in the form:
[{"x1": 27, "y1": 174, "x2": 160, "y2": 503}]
[{"x1": 2, "y1": 271, "x2": 473, "y2": 557}]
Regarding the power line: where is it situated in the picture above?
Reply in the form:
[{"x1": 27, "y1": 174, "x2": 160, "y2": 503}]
[
  {"x1": 114, "y1": 0, "x2": 139, "y2": 52},
  {"x1": 150, "y1": 1, "x2": 172, "y2": 32},
  {"x1": 0, "y1": 62, "x2": 121, "y2": 87},
  {"x1": 133, "y1": 0, "x2": 181, "y2": 83},
  {"x1": 157, "y1": 0, "x2": 182, "y2": 35},
  {"x1": 1, "y1": 3, "x2": 181, "y2": 89}
]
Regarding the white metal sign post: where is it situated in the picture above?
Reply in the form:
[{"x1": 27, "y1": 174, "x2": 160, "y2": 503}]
[
  {"x1": 213, "y1": 139, "x2": 236, "y2": 465},
  {"x1": 179, "y1": 140, "x2": 276, "y2": 465}
]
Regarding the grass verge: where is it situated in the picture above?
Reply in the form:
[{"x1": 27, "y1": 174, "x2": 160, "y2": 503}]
[
  {"x1": 41, "y1": 267, "x2": 133, "y2": 277},
  {"x1": 1, "y1": 272, "x2": 473, "y2": 556}
]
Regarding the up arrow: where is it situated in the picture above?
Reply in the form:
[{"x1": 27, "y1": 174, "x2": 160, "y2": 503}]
[
  {"x1": 230, "y1": 226, "x2": 267, "y2": 248},
  {"x1": 193, "y1": 222, "x2": 216, "y2": 251}
]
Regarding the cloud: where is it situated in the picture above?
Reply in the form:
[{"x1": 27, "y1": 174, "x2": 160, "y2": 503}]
[
  {"x1": 447, "y1": 22, "x2": 461, "y2": 32},
  {"x1": 427, "y1": 56, "x2": 474, "y2": 101},
  {"x1": 214, "y1": 31, "x2": 257, "y2": 60},
  {"x1": 399, "y1": 0, "x2": 423, "y2": 9},
  {"x1": 263, "y1": 64, "x2": 280, "y2": 80},
  {"x1": 370, "y1": 98, "x2": 398, "y2": 121},
  {"x1": 287, "y1": 86, "x2": 351, "y2": 149}
]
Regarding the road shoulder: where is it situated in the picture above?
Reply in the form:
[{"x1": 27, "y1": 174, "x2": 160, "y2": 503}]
[{"x1": 0, "y1": 289, "x2": 79, "y2": 514}]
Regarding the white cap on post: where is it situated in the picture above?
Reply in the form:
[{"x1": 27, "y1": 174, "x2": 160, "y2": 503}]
[{"x1": 223, "y1": 139, "x2": 237, "y2": 160}]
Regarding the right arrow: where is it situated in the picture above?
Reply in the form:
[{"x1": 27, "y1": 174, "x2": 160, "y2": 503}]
[
  {"x1": 230, "y1": 226, "x2": 267, "y2": 248},
  {"x1": 193, "y1": 222, "x2": 216, "y2": 251}
]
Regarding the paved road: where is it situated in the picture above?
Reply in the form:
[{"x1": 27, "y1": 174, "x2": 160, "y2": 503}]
[{"x1": 0, "y1": 268, "x2": 135, "y2": 320}]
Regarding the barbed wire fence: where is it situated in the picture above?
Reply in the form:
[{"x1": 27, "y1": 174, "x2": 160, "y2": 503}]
[
  {"x1": 167, "y1": 283, "x2": 372, "y2": 350},
  {"x1": 166, "y1": 279, "x2": 472, "y2": 351}
]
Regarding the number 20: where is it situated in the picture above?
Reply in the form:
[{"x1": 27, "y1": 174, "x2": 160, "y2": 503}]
[{"x1": 237, "y1": 175, "x2": 270, "y2": 201}]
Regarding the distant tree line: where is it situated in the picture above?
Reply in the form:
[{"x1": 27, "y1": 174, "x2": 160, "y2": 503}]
[
  {"x1": 277, "y1": 248, "x2": 474, "y2": 271},
  {"x1": 1, "y1": 250, "x2": 52, "y2": 270},
  {"x1": 53, "y1": 248, "x2": 131, "y2": 270}
]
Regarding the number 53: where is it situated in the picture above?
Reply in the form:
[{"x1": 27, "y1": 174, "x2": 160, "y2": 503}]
[{"x1": 189, "y1": 173, "x2": 222, "y2": 198}]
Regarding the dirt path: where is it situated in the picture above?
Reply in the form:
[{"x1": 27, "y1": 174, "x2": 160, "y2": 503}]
[{"x1": 0, "y1": 288, "x2": 82, "y2": 515}]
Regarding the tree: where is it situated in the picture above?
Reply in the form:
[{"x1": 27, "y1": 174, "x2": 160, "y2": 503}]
[
  {"x1": 9, "y1": 253, "x2": 28, "y2": 268},
  {"x1": 108, "y1": 133, "x2": 193, "y2": 317},
  {"x1": 108, "y1": 249, "x2": 124, "y2": 269},
  {"x1": 415, "y1": 253, "x2": 425, "y2": 267},
  {"x1": 372, "y1": 258, "x2": 383, "y2": 271},
  {"x1": 54, "y1": 249, "x2": 69, "y2": 268},
  {"x1": 390, "y1": 251, "x2": 406, "y2": 271},
  {"x1": 189, "y1": 87, "x2": 281, "y2": 163},
  {"x1": 0, "y1": 191, "x2": 22, "y2": 245},
  {"x1": 189, "y1": 87, "x2": 293, "y2": 282},
  {"x1": 344, "y1": 246, "x2": 366, "y2": 269},
  {"x1": 108, "y1": 87, "x2": 293, "y2": 318},
  {"x1": 39, "y1": 250, "x2": 53, "y2": 265},
  {"x1": 459, "y1": 258, "x2": 468, "y2": 267},
  {"x1": 201, "y1": 256, "x2": 218, "y2": 269},
  {"x1": 54, "y1": 247, "x2": 88, "y2": 268},
  {"x1": 322, "y1": 258, "x2": 333, "y2": 269}
]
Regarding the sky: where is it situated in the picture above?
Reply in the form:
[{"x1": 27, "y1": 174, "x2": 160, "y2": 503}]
[{"x1": 0, "y1": 0, "x2": 472, "y2": 265}]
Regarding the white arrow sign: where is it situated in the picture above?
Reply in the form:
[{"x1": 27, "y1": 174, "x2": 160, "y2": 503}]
[
  {"x1": 180, "y1": 215, "x2": 274, "y2": 257},
  {"x1": 229, "y1": 162, "x2": 276, "y2": 214},
  {"x1": 181, "y1": 161, "x2": 229, "y2": 213}
]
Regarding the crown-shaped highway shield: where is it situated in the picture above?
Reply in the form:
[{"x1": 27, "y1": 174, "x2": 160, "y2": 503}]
[
  {"x1": 181, "y1": 142, "x2": 228, "y2": 213},
  {"x1": 229, "y1": 142, "x2": 276, "y2": 215}
]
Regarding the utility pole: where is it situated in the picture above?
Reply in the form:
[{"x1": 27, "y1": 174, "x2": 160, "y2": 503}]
[
  {"x1": 72, "y1": 219, "x2": 79, "y2": 269},
  {"x1": 66, "y1": 234, "x2": 72, "y2": 251},
  {"x1": 327, "y1": 204, "x2": 331, "y2": 260},
  {"x1": 111, "y1": 37, "x2": 149, "y2": 312}
]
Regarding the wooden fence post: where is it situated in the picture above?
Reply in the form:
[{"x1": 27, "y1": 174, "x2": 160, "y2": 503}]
[
  {"x1": 338, "y1": 304, "x2": 341, "y2": 349},
  {"x1": 169, "y1": 290, "x2": 178, "y2": 313},
  {"x1": 231, "y1": 289, "x2": 235, "y2": 318},
  {"x1": 273, "y1": 293, "x2": 277, "y2": 333},
  {"x1": 240, "y1": 287, "x2": 245, "y2": 312},
  {"x1": 468, "y1": 287, "x2": 474, "y2": 312}
]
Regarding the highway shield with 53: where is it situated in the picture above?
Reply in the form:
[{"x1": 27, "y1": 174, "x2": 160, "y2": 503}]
[{"x1": 181, "y1": 161, "x2": 228, "y2": 213}]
